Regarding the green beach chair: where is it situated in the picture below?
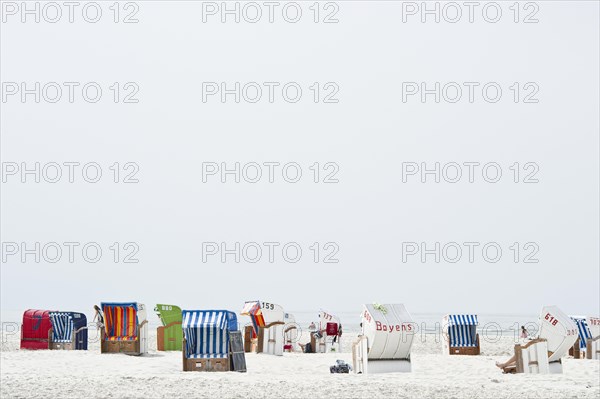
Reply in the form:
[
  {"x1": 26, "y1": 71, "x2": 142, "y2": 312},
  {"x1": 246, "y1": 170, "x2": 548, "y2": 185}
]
[{"x1": 155, "y1": 304, "x2": 182, "y2": 351}]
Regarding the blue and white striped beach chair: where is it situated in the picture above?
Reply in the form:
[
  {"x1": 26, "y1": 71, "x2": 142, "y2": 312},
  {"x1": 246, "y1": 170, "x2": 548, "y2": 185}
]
[
  {"x1": 443, "y1": 314, "x2": 480, "y2": 355},
  {"x1": 182, "y1": 310, "x2": 238, "y2": 372}
]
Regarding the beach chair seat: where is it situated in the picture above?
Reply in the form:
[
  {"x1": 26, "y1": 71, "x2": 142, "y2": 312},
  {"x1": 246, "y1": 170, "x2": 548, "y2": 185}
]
[
  {"x1": 188, "y1": 353, "x2": 229, "y2": 359},
  {"x1": 106, "y1": 336, "x2": 138, "y2": 341}
]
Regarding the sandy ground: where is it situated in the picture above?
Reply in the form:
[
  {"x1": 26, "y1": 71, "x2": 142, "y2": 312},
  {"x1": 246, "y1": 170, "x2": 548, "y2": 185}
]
[{"x1": 1, "y1": 329, "x2": 598, "y2": 399}]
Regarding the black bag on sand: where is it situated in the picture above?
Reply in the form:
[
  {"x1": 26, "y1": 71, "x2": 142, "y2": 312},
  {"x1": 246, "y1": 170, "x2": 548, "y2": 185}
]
[{"x1": 304, "y1": 342, "x2": 312, "y2": 353}]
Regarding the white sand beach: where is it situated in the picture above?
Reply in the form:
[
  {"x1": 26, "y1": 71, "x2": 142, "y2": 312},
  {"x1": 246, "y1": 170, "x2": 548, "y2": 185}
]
[{"x1": 1, "y1": 328, "x2": 598, "y2": 399}]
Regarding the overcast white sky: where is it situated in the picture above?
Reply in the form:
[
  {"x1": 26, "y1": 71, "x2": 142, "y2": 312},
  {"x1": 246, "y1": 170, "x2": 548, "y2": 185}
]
[{"x1": 1, "y1": 1, "x2": 598, "y2": 321}]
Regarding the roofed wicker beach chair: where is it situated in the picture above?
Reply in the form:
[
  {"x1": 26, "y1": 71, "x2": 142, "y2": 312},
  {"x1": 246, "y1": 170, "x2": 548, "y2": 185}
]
[
  {"x1": 241, "y1": 300, "x2": 286, "y2": 356},
  {"x1": 182, "y1": 309, "x2": 246, "y2": 372},
  {"x1": 314, "y1": 309, "x2": 341, "y2": 353},
  {"x1": 442, "y1": 314, "x2": 480, "y2": 355},
  {"x1": 98, "y1": 302, "x2": 148, "y2": 355},
  {"x1": 352, "y1": 303, "x2": 415, "y2": 373},
  {"x1": 500, "y1": 306, "x2": 577, "y2": 374},
  {"x1": 155, "y1": 304, "x2": 183, "y2": 351}
]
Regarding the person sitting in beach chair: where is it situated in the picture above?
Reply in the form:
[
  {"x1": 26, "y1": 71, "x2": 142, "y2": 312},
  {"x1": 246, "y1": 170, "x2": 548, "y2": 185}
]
[{"x1": 496, "y1": 306, "x2": 577, "y2": 374}]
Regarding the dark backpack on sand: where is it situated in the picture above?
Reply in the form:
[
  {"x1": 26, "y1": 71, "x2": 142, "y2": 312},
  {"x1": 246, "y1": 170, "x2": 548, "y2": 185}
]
[{"x1": 304, "y1": 342, "x2": 313, "y2": 353}]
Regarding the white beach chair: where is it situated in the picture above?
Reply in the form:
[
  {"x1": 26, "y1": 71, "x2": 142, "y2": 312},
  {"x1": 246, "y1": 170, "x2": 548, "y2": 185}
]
[
  {"x1": 586, "y1": 316, "x2": 600, "y2": 360},
  {"x1": 501, "y1": 305, "x2": 577, "y2": 374},
  {"x1": 314, "y1": 310, "x2": 341, "y2": 353},
  {"x1": 352, "y1": 303, "x2": 415, "y2": 373},
  {"x1": 241, "y1": 300, "x2": 285, "y2": 356}
]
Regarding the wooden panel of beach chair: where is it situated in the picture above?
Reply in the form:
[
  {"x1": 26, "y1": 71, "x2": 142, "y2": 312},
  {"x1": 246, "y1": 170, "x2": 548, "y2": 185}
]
[
  {"x1": 243, "y1": 325, "x2": 253, "y2": 352},
  {"x1": 587, "y1": 336, "x2": 600, "y2": 360},
  {"x1": 257, "y1": 327, "x2": 265, "y2": 353},
  {"x1": 568, "y1": 338, "x2": 581, "y2": 358},
  {"x1": 229, "y1": 331, "x2": 247, "y2": 372}
]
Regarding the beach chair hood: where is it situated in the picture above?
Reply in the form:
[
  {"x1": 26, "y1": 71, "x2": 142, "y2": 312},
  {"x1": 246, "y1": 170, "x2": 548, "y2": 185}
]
[
  {"x1": 361, "y1": 303, "x2": 415, "y2": 360},
  {"x1": 443, "y1": 314, "x2": 479, "y2": 347},
  {"x1": 319, "y1": 309, "x2": 341, "y2": 327},
  {"x1": 241, "y1": 300, "x2": 284, "y2": 333},
  {"x1": 156, "y1": 304, "x2": 182, "y2": 326},
  {"x1": 539, "y1": 306, "x2": 578, "y2": 362}
]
